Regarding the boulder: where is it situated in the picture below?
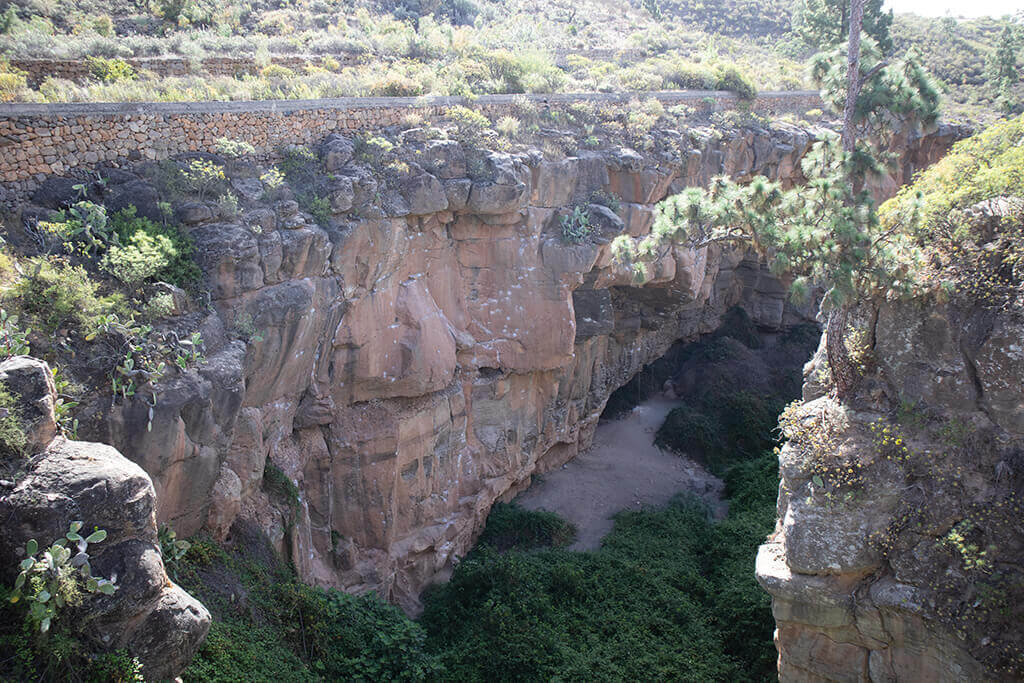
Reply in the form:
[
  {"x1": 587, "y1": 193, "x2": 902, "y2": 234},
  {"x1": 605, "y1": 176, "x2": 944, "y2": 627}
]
[
  {"x1": 322, "y1": 134, "x2": 355, "y2": 171},
  {"x1": 0, "y1": 360, "x2": 210, "y2": 680},
  {"x1": 0, "y1": 356, "x2": 56, "y2": 455},
  {"x1": 399, "y1": 172, "x2": 448, "y2": 215}
]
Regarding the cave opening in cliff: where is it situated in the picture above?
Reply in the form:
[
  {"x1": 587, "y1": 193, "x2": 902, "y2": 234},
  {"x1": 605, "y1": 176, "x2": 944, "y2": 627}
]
[{"x1": 600, "y1": 340, "x2": 690, "y2": 420}]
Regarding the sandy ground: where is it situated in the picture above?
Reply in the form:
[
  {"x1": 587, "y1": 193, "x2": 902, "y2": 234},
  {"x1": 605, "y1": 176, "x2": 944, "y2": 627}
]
[{"x1": 515, "y1": 396, "x2": 725, "y2": 551}]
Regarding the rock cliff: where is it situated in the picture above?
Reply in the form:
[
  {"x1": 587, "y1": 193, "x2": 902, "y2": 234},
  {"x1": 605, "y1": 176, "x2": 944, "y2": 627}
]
[
  {"x1": 758, "y1": 297, "x2": 1024, "y2": 680},
  {"x1": 47, "y1": 118, "x2": 956, "y2": 615},
  {"x1": 0, "y1": 356, "x2": 210, "y2": 680}
]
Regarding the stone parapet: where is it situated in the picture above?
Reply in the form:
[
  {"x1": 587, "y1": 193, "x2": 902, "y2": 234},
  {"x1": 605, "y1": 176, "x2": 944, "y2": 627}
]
[{"x1": 0, "y1": 90, "x2": 823, "y2": 200}]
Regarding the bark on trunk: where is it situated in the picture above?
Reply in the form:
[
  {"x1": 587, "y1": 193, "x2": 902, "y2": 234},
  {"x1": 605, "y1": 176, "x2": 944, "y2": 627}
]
[
  {"x1": 825, "y1": 306, "x2": 858, "y2": 398},
  {"x1": 841, "y1": 0, "x2": 866, "y2": 155},
  {"x1": 831, "y1": 0, "x2": 867, "y2": 400}
]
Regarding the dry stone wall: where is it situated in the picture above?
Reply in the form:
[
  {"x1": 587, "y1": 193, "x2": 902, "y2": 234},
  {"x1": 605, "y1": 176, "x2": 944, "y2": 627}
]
[
  {"x1": 0, "y1": 90, "x2": 823, "y2": 201},
  {"x1": 10, "y1": 49, "x2": 644, "y2": 87}
]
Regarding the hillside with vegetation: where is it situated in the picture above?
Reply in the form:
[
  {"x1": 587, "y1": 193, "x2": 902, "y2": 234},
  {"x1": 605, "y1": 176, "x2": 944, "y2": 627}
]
[
  {"x1": 0, "y1": 0, "x2": 1018, "y2": 122},
  {"x1": 0, "y1": 0, "x2": 1022, "y2": 679}
]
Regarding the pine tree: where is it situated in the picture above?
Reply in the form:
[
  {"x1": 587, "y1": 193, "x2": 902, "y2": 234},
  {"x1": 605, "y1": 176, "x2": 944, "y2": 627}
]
[
  {"x1": 793, "y1": 0, "x2": 893, "y2": 54},
  {"x1": 612, "y1": 4, "x2": 939, "y2": 399}
]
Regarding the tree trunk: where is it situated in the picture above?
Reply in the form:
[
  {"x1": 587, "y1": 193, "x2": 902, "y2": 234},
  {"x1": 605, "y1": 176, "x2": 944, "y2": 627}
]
[
  {"x1": 841, "y1": 0, "x2": 865, "y2": 155},
  {"x1": 831, "y1": 0, "x2": 866, "y2": 400},
  {"x1": 825, "y1": 306, "x2": 858, "y2": 398}
]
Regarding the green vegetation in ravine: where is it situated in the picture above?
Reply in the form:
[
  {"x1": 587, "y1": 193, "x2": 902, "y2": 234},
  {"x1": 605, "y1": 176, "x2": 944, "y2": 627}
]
[
  {"x1": 176, "y1": 524, "x2": 442, "y2": 682},
  {"x1": 420, "y1": 452, "x2": 781, "y2": 682}
]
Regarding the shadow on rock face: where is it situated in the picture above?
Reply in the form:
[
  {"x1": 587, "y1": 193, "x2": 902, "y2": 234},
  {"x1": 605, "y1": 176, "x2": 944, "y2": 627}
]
[{"x1": 0, "y1": 356, "x2": 210, "y2": 681}]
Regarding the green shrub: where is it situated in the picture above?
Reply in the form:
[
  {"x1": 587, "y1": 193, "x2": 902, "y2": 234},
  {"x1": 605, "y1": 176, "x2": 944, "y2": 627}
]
[
  {"x1": 422, "y1": 452, "x2": 781, "y2": 682},
  {"x1": 179, "y1": 159, "x2": 226, "y2": 200},
  {"x1": 0, "y1": 60, "x2": 27, "y2": 102},
  {"x1": 656, "y1": 389, "x2": 783, "y2": 473},
  {"x1": 260, "y1": 64, "x2": 295, "y2": 80},
  {"x1": 90, "y1": 14, "x2": 115, "y2": 37},
  {"x1": 560, "y1": 206, "x2": 593, "y2": 244},
  {"x1": 714, "y1": 64, "x2": 758, "y2": 99},
  {"x1": 0, "y1": 309, "x2": 31, "y2": 358},
  {"x1": 8, "y1": 257, "x2": 123, "y2": 336},
  {"x1": 109, "y1": 208, "x2": 199, "y2": 289},
  {"x1": 262, "y1": 461, "x2": 300, "y2": 509},
  {"x1": 0, "y1": 385, "x2": 26, "y2": 458},
  {"x1": 179, "y1": 527, "x2": 441, "y2": 682},
  {"x1": 9, "y1": 523, "x2": 116, "y2": 634},
  {"x1": 101, "y1": 231, "x2": 177, "y2": 288},
  {"x1": 280, "y1": 583, "x2": 442, "y2": 681},
  {"x1": 476, "y1": 503, "x2": 576, "y2": 551},
  {"x1": 214, "y1": 137, "x2": 255, "y2": 158},
  {"x1": 447, "y1": 105, "x2": 490, "y2": 143},
  {"x1": 86, "y1": 56, "x2": 135, "y2": 84}
]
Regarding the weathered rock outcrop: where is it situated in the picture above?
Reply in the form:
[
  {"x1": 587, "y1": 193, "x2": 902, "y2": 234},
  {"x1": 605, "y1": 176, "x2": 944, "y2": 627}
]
[
  {"x1": 0, "y1": 357, "x2": 210, "y2": 680},
  {"x1": 44, "y1": 119, "x2": 959, "y2": 613},
  {"x1": 757, "y1": 299, "x2": 1024, "y2": 681}
]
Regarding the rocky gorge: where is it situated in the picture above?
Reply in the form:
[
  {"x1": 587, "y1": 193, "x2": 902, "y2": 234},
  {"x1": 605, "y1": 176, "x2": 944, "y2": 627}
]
[{"x1": 0, "y1": 105, "x2": 970, "y2": 679}]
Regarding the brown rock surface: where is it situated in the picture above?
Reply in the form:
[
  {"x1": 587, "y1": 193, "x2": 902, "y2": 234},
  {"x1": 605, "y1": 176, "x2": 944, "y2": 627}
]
[
  {"x1": 47, "y1": 120, "x2": 958, "y2": 616},
  {"x1": 0, "y1": 358, "x2": 210, "y2": 680},
  {"x1": 758, "y1": 300, "x2": 1024, "y2": 681}
]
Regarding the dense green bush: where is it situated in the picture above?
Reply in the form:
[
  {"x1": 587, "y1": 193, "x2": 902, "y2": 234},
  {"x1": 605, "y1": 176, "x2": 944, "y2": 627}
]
[
  {"x1": 8, "y1": 257, "x2": 125, "y2": 336},
  {"x1": 179, "y1": 526, "x2": 441, "y2": 682},
  {"x1": 421, "y1": 452, "x2": 781, "y2": 682},
  {"x1": 475, "y1": 503, "x2": 576, "y2": 551},
  {"x1": 109, "y1": 207, "x2": 200, "y2": 289},
  {"x1": 85, "y1": 56, "x2": 135, "y2": 83}
]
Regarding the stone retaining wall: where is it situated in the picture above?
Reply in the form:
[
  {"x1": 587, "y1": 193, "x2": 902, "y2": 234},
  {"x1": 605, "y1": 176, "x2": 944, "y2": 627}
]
[
  {"x1": 10, "y1": 54, "x2": 366, "y2": 88},
  {"x1": 0, "y1": 90, "x2": 823, "y2": 200},
  {"x1": 11, "y1": 49, "x2": 644, "y2": 87}
]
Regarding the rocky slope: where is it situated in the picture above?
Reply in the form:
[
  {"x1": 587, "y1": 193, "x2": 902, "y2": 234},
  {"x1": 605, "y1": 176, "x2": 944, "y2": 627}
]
[
  {"x1": 7, "y1": 114, "x2": 961, "y2": 617},
  {"x1": 0, "y1": 356, "x2": 210, "y2": 679},
  {"x1": 758, "y1": 298, "x2": 1024, "y2": 680}
]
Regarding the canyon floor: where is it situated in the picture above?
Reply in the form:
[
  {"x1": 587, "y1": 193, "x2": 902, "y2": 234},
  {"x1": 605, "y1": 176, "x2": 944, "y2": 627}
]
[{"x1": 516, "y1": 395, "x2": 725, "y2": 550}]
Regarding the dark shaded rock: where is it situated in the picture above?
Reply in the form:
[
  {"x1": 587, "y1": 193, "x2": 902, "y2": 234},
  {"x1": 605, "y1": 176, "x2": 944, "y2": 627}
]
[
  {"x1": 31, "y1": 176, "x2": 82, "y2": 209},
  {"x1": 105, "y1": 180, "x2": 162, "y2": 222},
  {"x1": 573, "y1": 289, "x2": 614, "y2": 340},
  {"x1": 0, "y1": 356, "x2": 56, "y2": 455},
  {"x1": 443, "y1": 178, "x2": 472, "y2": 211},
  {"x1": 231, "y1": 177, "x2": 264, "y2": 203},
  {"x1": 175, "y1": 201, "x2": 214, "y2": 225},
  {"x1": 424, "y1": 140, "x2": 467, "y2": 178},
  {"x1": 322, "y1": 134, "x2": 355, "y2": 171},
  {"x1": 467, "y1": 181, "x2": 528, "y2": 214},
  {"x1": 399, "y1": 172, "x2": 448, "y2": 215}
]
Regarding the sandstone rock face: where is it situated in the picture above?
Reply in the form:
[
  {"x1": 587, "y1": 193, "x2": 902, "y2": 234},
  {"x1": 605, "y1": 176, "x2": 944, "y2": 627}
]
[
  {"x1": 0, "y1": 358, "x2": 210, "y2": 680},
  {"x1": 72, "y1": 122, "x2": 956, "y2": 614},
  {"x1": 758, "y1": 301, "x2": 1024, "y2": 681}
]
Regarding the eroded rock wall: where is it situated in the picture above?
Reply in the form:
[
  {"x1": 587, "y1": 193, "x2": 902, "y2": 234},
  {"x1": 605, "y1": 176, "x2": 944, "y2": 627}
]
[
  {"x1": 757, "y1": 299, "x2": 1024, "y2": 681},
  {"x1": 55, "y1": 119, "x2": 960, "y2": 613},
  {"x1": 0, "y1": 357, "x2": 210, "y2": 680}
]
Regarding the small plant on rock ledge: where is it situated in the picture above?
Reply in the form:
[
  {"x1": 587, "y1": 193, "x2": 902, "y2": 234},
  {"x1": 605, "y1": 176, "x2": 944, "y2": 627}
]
[
  {"x1": 9, "y1": 522, "x2": 116, "y2": 634},
  {"x1": 560, "y1": 206, "x2": 593, "y2": 244}
]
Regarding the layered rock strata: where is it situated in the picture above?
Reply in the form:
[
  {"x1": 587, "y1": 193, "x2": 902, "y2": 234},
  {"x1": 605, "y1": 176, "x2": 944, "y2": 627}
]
[{"x1": 24, "y1": 119, "x2": 960, "y2": 613}]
